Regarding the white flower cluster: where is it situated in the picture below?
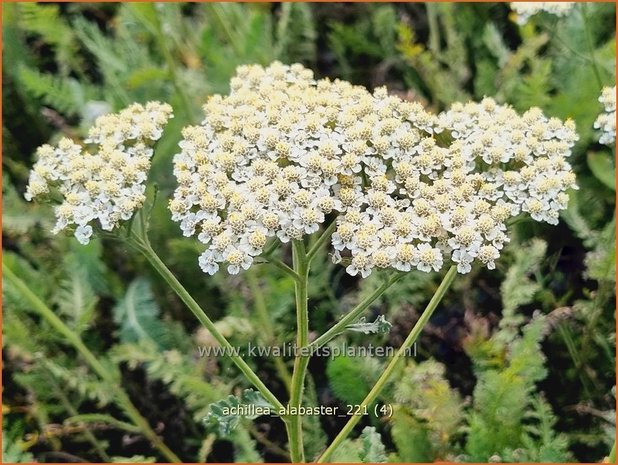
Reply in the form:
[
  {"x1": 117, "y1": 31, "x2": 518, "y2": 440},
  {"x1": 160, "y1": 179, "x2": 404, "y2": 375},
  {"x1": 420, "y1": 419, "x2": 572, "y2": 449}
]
[
  {"x1": 25, "y1": 102, "x2": 173, "y2": 244},
  {"x1": 511, "y1": 2, "x2": 575, "y2": 24},
  {"x1": 593, "y1": 86, "x2": 616, "y2": 146},
  {"x1": 171, "y1": 62, "x2": 578, "y2": 277}
]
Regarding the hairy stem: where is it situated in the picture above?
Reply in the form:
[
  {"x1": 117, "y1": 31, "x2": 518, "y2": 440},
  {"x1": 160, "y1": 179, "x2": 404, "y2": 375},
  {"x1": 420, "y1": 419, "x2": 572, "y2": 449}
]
[
  {"x1": 287, "y1": 240, "x2": 311, "y2": 463},
  {"x1": 3, "y1": 262, "x2": 182, "y2": 463},
  {"x1": 266, "y1": 256, "x2": 301, "y2": 283},
  {"x1": 317, "y1": 265, "x2": 458, "y2": 463}
]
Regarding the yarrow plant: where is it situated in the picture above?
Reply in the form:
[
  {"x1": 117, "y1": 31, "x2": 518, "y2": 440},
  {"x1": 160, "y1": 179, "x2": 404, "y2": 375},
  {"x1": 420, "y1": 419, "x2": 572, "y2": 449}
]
[
  {"x1": 510, "y1": 2, "x2": 575, "y2": 24},
  {"x1": 594, "y1": 86, "x2": 616, "y2": 146},
  {"x1": 171, "y1": 62, "x2": 577, "y2": 277},
  {"x1": 25, "y1": 102, "x2": 173, "y2": 244},
  {"x1": 19, "y1": 62, "x2": 580, "y2": 463}
]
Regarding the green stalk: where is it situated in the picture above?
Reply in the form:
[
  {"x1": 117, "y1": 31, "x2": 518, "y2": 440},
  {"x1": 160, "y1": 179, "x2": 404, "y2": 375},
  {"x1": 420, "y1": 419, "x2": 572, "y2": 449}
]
[
  {"x1": 3, "y1": 262, "x2": 182, "y2": 463},
  {"x1": 134, "y1": 239, "x2": 286, "y2": 414},
  {"x1": 609, "y1": 441, "x2": 616, "y2": 463},
  {"x1": 306, "y1": 220, "x2": 337, "y2": 264},
  {"x1": 246, "y1": 269, "x2": 293, "y2": 394},
  {"x1": 266, "y1": 256, "x2": 301, "y2": 283},
  {"x1": 310, "y1": 271, "x2": 406, "y2": 350},
  {"x1": 317, "y1": 265, "x2": 457, "y2": 463},
  {"x1": 287, "y1": 240, "x2": 311, "y2": 463}
]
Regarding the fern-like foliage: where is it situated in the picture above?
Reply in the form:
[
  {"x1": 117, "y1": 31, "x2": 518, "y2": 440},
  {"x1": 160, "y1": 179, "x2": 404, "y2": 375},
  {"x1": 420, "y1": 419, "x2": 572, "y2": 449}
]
[
  {"x1": 2, "y1": 420, "x2": 34, "y2": 463},
  {"x1": 326, "y1": 355, "x2": 382, "y2": 405},
  {"x1": 388, "y1": 313, "x2": 570, "y2": 462},
  {"x1": 17, "y1": 65, "x2": 87, "y2": 116},
  {"x1": 329, "y1": 426, "x2": 388, "y2": 463},
  {"x1": 16, "y1": 3, "x2": 81, "y2": 75},
  {"x1": 110, "y1": 340, "x2": 230, "y2": 422},
  {"x1": 204, "y1": 389, "x2": 272, "y2": 436},
  {"x1": 499, "y1": 239, "x2": 547, "y2": 341},
  {"x1": 113, "y1": 278, "x2": 170, "y2": 348},
  {"x1": 392, "y1": 360, "x2": 464, "y2": 461}
]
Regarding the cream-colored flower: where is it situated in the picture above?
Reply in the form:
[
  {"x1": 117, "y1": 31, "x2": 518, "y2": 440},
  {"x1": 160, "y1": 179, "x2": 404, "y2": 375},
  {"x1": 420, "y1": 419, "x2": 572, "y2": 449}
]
[
  {"x1": 25, "y1": 102, "x2": 173, "y2": 244},
  {"x1": 594, "y1": 86, "x2": 616, "y2": 146},
  {"x1": 511, "y1": 2, "x2": 575, "y2": 24},
  {"x1": 171, "y1": 63, "x2": 578, "y2": 277}
]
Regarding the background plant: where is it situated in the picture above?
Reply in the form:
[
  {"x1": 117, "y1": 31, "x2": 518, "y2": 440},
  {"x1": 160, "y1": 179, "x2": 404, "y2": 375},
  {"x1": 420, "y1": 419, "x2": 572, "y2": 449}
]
[{"x1": 3, "y1": 2, "x2": 615, "y2": 463}]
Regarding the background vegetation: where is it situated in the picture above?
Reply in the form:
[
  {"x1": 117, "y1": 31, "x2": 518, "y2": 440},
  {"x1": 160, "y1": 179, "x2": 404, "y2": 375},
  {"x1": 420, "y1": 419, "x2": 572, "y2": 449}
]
[{"x1": 3, "y1": 2, "x2": 616, "y2": 462}]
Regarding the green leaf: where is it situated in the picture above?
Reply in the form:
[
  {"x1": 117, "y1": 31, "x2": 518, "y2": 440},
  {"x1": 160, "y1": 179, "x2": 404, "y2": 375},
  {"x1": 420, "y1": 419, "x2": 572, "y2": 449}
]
[
  {"x1": 345, "y1": 314, "x2": 392, "y2": 334},
  {"x1": 330, "y1": 439, "x2": 362, "y2": 462},
  {"x1": 126, "y1": 67, "x2": 170, "y2": 90},
  {"x1": 113, "y1": 278, "x2": 167, "y2": 347},
  {"x1": 587, "y1": 151, "x2": 616, "y2": 190},
  {"x1": 3, "y1": 421, "x2": 34, "y2": 463},
  {"x1": 204, "y1": 389, "x2": 273, "y2": 436},
  {"x1": 391, "y1": 407, "x2": 433, "y2": 462},
  {"x1": 17, "y1": 65, "x2": 86, "y2": 115},
  {"x1": 394, "y1": 360, "x2": 464, "y2": 456},
  {"x1": 499, "y1": 239, "x2": 547, "y2": 337},
  {"x1": 326, "y1": 355, "x2": 377, "y2": 405},
  {"x1": 55, "y1": 269, "x2": 98, "y2": 335},
  {"x1": 360, "y1": 426, "x2": 387, "y2": 463}
]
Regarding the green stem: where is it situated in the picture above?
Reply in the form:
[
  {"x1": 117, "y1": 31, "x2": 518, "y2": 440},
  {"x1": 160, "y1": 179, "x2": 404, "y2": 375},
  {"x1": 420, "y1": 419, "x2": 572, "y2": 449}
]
[
  {"x1": 288, "y1": 240, "x2": 310, "y2": 463},
  {"x1": 609, "y1": 441, "x2": 616, "y2": 463},
  {"x1": 246, "y1": 269, "x2": 293, "y2": 394},
  {"x1": 133, "y1": 239, "x2": 285, "y2": 413},
  {"x1": 267, "y1": 256, "x2": 301, "y2": 283},
  {"x1": 310, "y1": 272, "x2": 405, "y2": 350},
  {"x1": 3, "y1": 262, "x2": 182, "y2": 463},
  {"x1": 317, "y1": 265, "x2": 458, "y2": 463},
  {"x1": 306, "y1": 220, "x2": 337, "y2": 264}
]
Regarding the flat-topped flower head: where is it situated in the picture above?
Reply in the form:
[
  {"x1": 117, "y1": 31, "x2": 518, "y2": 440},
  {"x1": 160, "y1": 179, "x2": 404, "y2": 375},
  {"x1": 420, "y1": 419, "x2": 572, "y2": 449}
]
[
  {"x1": 510, "y1": 2, "x2": 575, "y2": 24},
  {"x1": 171, "y1": 62, "x2": 438, "y2": 275},
  {"x1": 593, "y1": 86, "x2": 616, "y2": 146},
  {"x1": 335, "y1": 98, "x2": 577, "y2": 276},
  {"x1": 25, "y1": 102, "x2": 173, "y2": 244},
  {"x1": 171, "y1": 62, "x2": 578, "y2": 277}
]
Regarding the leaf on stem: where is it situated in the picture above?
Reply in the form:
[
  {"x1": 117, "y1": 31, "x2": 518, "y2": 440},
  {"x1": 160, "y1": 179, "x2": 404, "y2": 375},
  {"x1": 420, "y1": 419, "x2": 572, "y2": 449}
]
[
  {"x1": 204, "y1": 389, "x2": 273, "y2": 436},
  {"x1": 360, "y1": 426, "x2": 387, "y2": 463},
  {"x1": 345, "y1": 314, "x2": 392, "y2": 335}
]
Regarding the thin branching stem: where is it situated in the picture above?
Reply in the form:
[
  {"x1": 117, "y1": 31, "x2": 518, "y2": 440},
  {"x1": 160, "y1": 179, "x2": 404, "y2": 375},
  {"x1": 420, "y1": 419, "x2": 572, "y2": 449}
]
[
  {"x1": 132, "y1": 238, "x2": 286, "y2": 414},
  {"x1": 306, "y1": 220, "x2": 337, "y2": 264},
  {"x1": 287, "y1": 240, "x2": 311, "y2": 463},
  {"x1": 316, "y1": 265, "x2": 458, "y2": 463},
  {"x1": 266, "y1": 256, "x2": 301, "y2": 283},
  {"x1": 310, "y1": 271, "x2": 406, "y2": 350}
]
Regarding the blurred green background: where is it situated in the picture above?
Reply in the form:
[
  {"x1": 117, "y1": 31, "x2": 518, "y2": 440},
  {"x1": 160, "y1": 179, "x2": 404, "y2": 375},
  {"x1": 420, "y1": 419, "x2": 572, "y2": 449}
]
[{"x1": 2, "y1": 2, "x2": 616, "y2": 463}]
